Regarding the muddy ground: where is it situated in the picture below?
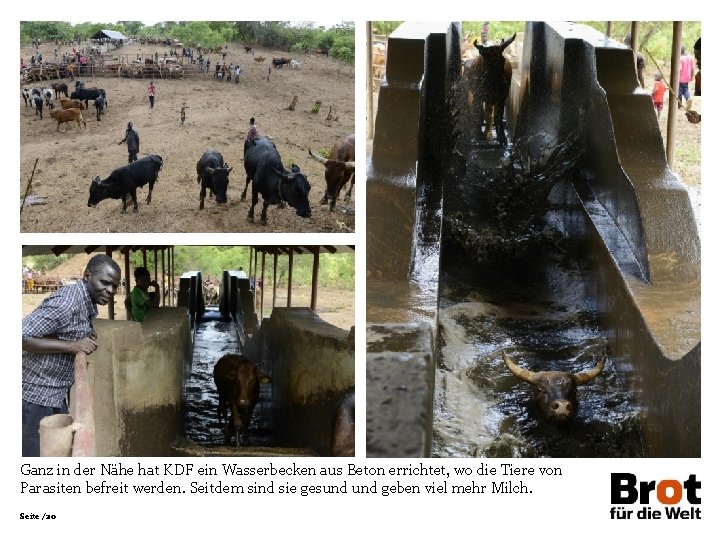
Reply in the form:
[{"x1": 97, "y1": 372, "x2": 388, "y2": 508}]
[{"x1": 20, "y1": 39, "x2": 355, "y2": 233}]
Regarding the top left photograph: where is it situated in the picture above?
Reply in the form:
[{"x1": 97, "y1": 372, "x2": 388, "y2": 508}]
[{"x1": 20, "y1": 21, "x2": 356, "y2": 233}]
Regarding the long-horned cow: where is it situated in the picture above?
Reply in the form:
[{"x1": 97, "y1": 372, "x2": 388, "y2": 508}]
[
  {"x1": 308, "y1": 134, "x2": 355, "y2": 212},
  {"x1": 502, "y1": 350, "x2": 605, "y2": 423},
  {"x1": 467, "y1": 33, "x2": 516, "y2": 144}
]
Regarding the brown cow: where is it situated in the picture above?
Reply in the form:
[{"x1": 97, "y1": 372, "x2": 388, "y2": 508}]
[
  {"x1": 213, "y1": 354, "x2": 271, "y2": 446},
  {"x1": 254, "y1": 56, "x2": 266, "y2": 63},
  {"x1": 308, "y1": 134, "x2": 355, "y2": 212},
  {"x1": 49, "y1": 108, "x2": 86, "y2": 131},
  {"x1": 502, "y1": 350, "x2": 605, "y2": 423},
  {"x1": 467, "y1": 33, "x2": 516, "y2": 144},
  {"x1": 59, "y1": 97, "x2": 86, "y2": 110}
]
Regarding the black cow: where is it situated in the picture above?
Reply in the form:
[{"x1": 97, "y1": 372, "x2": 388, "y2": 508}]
[
  {"x1": 70, "y1": 88, "x2": 107, "y2": 109},
  {"x1": 94, "y1": 95, "x2": 105, "y2": 121},
  {"x1": 52, "y1": 82, "x2": 69, "y2": 99},
  {"x1": 33, "y1": 95, "x2": 43, "y2": 119},
  {"x1": 21, "y1": 88, "x2": 31, "y2": 107},
  {"x1": 196, "y1": 149, "x2": 233, "y2": 210},
  {"x1": 241, "y1": 137, "x2": 312, "y2": 225},
  {"x1": 87, "y1": 155, "x2": 163, "y2": 213},
  {"x1": 272, "y1": 57, "x2": 290, "y2": 68}
]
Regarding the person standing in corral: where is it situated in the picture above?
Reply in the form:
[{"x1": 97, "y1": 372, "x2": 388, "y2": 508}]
[
  {"x1": 147, "y1": 80, "x2": 156, "y2": 109},
  {"x1": 118, "y1": 122, "x2": 140, "y2": 163}
]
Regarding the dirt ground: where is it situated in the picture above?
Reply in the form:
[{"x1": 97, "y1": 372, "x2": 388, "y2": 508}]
[
  {"x1": 20, "y1": 39, "x2": 355, "y2": 233},
  {"x1": 21, "y1": 253, "x2": 355, "y2": 330}
]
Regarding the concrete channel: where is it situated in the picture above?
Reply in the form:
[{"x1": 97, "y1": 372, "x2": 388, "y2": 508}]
[
  {"x1": 84, "y1": 270, "x2": 354, "y2": 457},
  {"x1": 366, "y1": 21, "x2": 700, "y2": 458}
]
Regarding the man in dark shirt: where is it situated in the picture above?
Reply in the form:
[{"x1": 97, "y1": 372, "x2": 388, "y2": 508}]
[
  {"x1": 118, "y1": 122, "x2": 140, "y2": 163},
  {"x1": 22, "y1": 254, "x2": 121, "y2": 456}
]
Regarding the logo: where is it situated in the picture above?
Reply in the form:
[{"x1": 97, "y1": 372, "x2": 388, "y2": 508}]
[{"x1": 609, "y1": 473, "x2": 701, "y2": 520}]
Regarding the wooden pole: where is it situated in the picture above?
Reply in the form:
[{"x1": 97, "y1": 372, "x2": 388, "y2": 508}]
[
  {"x1": 161, "y1": 247, "x2": 166, "y2": 307},
  {"x1": 272, "y1": 251, "x2": 278, "y2": 308},
  {"x1": 310, "y1": 247, "x2": 319, "y2": 311},
  {"x1": 260, "y1": 251, "x2": 266, "y2": 321},
  {"x1": 124, "y1": 247, "x2": 131, "y2": 320},
  {"x1": 605, "y1": 21, "x2": 613, "y2": 38},
  {"x1": 105, "y1": 246, "x2": 115, "y2": 320},
  {"x1": 367, "y1": 21, "x2": 375, "y2": 139},
  {"x1": 667, "y1": 22, "x2": 682, "y2": 169},
  {"x1": 287, "y1": 250, "x2": 294, "y2": 307}
]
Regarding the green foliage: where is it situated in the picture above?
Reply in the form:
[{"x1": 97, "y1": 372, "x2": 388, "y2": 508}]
[
  {"x1": 20, "y1": 20, "x2": 355, "y2": 63},
  {"x1": 461, "y1": 21, "x2": 526, "y2": 42},
  {"x1": 22, "y1": 254, "x2": 72, "y2": 273},
  {"x1": 21, "y1": 21, "x2": 74, "y2": 44},
  {"x1": 169, "y1": 21, "x2": 231, "y2": 49},
  {"x1": 578, "y1": 21, "x2": 701, "y2": 67},
  {"x1": 130, "y1": 247, "x2": 354, "y2": 289},
  {"x1": 372, "y1": 21, "x2": 402, "y2": 37}
]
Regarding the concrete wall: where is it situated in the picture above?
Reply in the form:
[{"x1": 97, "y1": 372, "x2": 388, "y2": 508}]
[
  {"x1": 247, "y1": 308, "x2": 354, "y2": 456},
  {"x1": 367, "y1": 324, "x2": 435, "y2": 457},
  {"x1": 86, "y1": 308, "x2": 192, "y2": 456},
  {"x1": 516, "y1": 22, "x2": 700, "y2": 456}
]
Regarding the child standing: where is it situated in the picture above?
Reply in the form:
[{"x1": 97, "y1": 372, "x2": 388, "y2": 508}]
[{"x1": 652, "y1": 73, "x2": 666, "y2": 120}]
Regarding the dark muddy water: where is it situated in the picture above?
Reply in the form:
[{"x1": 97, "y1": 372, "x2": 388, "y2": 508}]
[
  {"x1": 183, "y1": 310, "x2": 275, "y2": 447},
  {"x1": 434, "y1": 240, "x2": 644, "y2": 458},
  {"x1": 433, "y1": 88, "x2": 644, "y2": 457}
]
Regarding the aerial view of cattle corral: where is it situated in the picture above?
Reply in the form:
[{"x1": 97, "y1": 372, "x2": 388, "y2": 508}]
[{"x1": 20, "y1": 22, "x2": 355, "y2": 233}]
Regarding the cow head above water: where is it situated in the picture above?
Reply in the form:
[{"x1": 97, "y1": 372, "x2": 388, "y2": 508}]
[{"x1": 502, "y1": 350, "x2": 605, "y2": 423}]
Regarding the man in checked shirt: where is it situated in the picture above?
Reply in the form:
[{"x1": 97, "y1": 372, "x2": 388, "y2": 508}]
[{"x1": 22, "y1": 254, "x2": 121, "y2": 456}]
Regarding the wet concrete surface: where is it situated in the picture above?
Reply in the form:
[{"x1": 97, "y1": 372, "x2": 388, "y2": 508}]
[{"x1": 183, "y1": 309, "x2": 275, "y2": 448}]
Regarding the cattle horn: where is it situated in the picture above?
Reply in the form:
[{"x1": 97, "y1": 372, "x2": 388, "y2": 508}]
[
  {"x1": 500, "y1": 33, "x2": 517, "y2": 50},
  {"x1": 344, "y1": 161, "x2": 355, "y2": 170},
  {"x1": 573, "y1": 355, "x2": 606, "y2": 385},
  {"x1": 308, "y1": 148, "x2": 328, "y2": 165},
  {"x1": 502, "y1": 351, "x2": 539, "y2": 385},
  {"x1": 205, "y1": 166, "x2": 216, "y2": 174}
]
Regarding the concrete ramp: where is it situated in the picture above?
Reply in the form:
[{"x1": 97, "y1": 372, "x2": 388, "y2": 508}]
[{"x1": 367, "y1": 21, "x2": 700, "y2": 457}]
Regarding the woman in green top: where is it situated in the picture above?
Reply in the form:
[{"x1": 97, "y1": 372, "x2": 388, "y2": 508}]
[{"x1": 131, "y1": 267, "x2": 160, "y2": 322}]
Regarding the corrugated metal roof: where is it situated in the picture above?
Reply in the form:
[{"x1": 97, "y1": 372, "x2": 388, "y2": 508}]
[{"x1": 92, "y1": 30, "x2": 128, "y2": 40}]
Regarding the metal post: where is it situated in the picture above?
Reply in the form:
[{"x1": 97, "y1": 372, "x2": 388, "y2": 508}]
[{"x1": 667, "y1": 22, "x2": 682, "y2": 169}]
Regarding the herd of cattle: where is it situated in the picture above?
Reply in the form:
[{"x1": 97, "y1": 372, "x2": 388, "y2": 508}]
[
  {"x1": 82, "y1": 133, "x2": 354, "y2": 225},
  {"x1": 22, "y1": 80, "x2": 107, "y2": 128},
  {"x1": 21, "y1": 77, "x2": 354, "y2": 224}
]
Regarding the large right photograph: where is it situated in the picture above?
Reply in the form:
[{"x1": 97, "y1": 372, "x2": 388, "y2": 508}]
[{"x1": 365, "y1": 21, "x2": 701, "y2": 458}]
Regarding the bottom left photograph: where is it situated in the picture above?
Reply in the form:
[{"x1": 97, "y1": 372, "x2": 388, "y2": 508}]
[{"x1": 21, "y1": 244, "x2": 355, "y2": 458}]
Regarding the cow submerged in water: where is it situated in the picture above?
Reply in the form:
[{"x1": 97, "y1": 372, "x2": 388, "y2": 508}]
[
  {"x1": 502, "y1": 350, "x2": 605, "y2": 423},
  {"x1": 213, "y1": 354, "x2": 271, "y2": 446}
]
